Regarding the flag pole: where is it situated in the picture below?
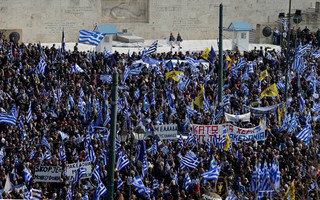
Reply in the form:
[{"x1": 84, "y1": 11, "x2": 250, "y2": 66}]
[
  {"x1": 106, "y1": 71, "x2": 118, "y2": 200},
  {"x1": 218, "y1": 3, "x2": 223, "y2": 103},
  {"x1": 284, "y1": 0, "x2": 292, "y2": 103}
]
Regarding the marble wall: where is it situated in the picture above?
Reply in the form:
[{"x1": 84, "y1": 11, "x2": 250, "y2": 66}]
[{"x1": 0, "y1": 0, "x2": 317, "y2": 42}]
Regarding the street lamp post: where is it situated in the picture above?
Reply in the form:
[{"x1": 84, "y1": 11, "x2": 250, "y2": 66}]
[{"x1": 284, "y1": 0, "x2": 292, "y2": 104}]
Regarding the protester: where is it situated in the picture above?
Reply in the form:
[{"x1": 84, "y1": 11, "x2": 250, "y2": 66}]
[{"x1": 0, "y1": 30, "x2": 319, "y2": 200}]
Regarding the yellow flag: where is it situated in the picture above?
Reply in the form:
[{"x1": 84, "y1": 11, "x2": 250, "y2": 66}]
[
  {"x1": 285, "y1": 181, "x2": 295, "y2": 200},
  {"x1": 194, "y1": 86, "x2": 204, "y2": 109},
  {"x1": 165, "y1": 71, "x2": 182, "y2": 82},
  {"x1": 260, "y1": 83, "x2": 279, "y2": 99},
  {"x1": 260, "y1": 70, "x2": 268, "y2": 81},
  {"x1": 201, "y1": 48, "x2": 210, "y2": 60},
  {"x1": 224, "y1": 134, "x2": 231, "y2": 151}
]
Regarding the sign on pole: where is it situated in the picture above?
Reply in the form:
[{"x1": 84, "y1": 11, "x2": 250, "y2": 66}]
[
  {"x1": 66, "y1": 161, "x2": 92, "y2": 181},
  {"x1": 154, "y1": 124, "x2": 178, "y2": 140},
  {"x1": 34, "y1": 166, "x2": 62, "y2": 182}
]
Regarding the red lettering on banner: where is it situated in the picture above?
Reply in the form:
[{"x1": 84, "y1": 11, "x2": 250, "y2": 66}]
[
  {"x1": 199, "y1": 135, "x2": 205, "y2": 143},
  {"x1": 193, "y1": 125, "x2": 198, "y2": 134},
  {"x1": 216, "y1": 134, "x2": 221, "y2": 141},
  {"x1": 205, "y1": 126, "x2": 211, "y2": 134},
  {"x1": 229, "y1": 124, "x2": 233, "y2": 133},
  {"x1": 211, "y1": 125, "x2": 218, "y2": 134},
  {"x1": 199, "y1": 126, "x2": 205, "y2": 134}
]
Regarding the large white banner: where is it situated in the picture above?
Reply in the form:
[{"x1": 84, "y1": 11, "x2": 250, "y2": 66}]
[
  {"x1": 192, "y1": 123, "x2": 266, "y2": 143},
  {"x1": 66, "y1": 161, "x2": 92, "y2": 181},
  {"x1": 154, "y1": 124, "x2": 178, "y2": 140},
  {"x1": 224, "y1": 112, "x2": 251, "y2": 122},
  {"x1": 34, "y1": 166, "x2": 62, "y2": 182}
]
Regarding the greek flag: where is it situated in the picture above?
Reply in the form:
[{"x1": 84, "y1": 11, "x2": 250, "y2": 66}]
[
  {"x1": 115, "y1": 138, "x2": 121, "y2": 152},
  {"x1": 296, "y1": 125, "x2": 312, "y2": 142},
  {"x1": 29, "y1": 150, "x2": 35, "y2": 160},
  {"x1": 225, "y1": 188, "x2": 238, "y2": 200},
  {"x1": 44, "y1": 149, "x2": 52, "y2": 160},
  {"x1": 116, "y1": 151, "x2": 130, "y2": 171},
  {"x1": 282, "y1": 18, "x2": 287, "y2": 31},
  {"x1": 23, "y1": 165, "x2": 32, "y2": 185},
  {"x1": 184, "y1": 114, "x2": 190, "y2": 131},
  {"x1": 104, "y1": 112, "x2": 110, "y2": 127},
  {"x1": 276, "y1": 79, "x2": 285, "y2": 91},
  {"x1": 78, "y1": 30, "x2": 106, "y2": 46},
  {"x1": 147, "y1": 141, "x2": 157, "y2": 155},
  {"x1": 152, "y1": 178, "x2": 159, "y2": 190},
  {"x1": 312, "y1": 101, "x2": 320, "y2": 112},
  {"x1": 156, "y1": 112, "x2": 164, "y2": 123},
  {"x1": 73, "y1": 164, "x2": 87, "y2": 185},
  {"x1": 288, "y1": 112, "x2": 298, "y2": 134},
  {"x1": 0, "y1": 112, "x2": 17, "y2": 125},
  {"x1": 41, "y1": 135, "x2": 51, "y2": 149},
  {"x1": 145, "y1": 40, "x2": 158, "y2": 56},
  {"x1": 70, "y1": 64, "x2": 84, "y2": 74},
  {"x1": 117, "y1": 177, "x2": 124, "y2": 189},
  {"x1": 102, "y1": 149, "x2": 108, "y2": 166},
  {"x1": 203, "y1": 97, "x2": 210, "y2": 112},
  {"x1": 205, "y1": 138, "x2": 211, "y2": 154},
  {"x1": 94, "y1": 181, "x2": 107, "y2": 199},
  {"x1": 59, "y1": 143, "x2": 66, "y2": 162},
  {"x1": 37, "y1": 58, "x2": 46, "y2": 74},
  {"x1": 178, "y1": 76, "x2": 191, "y2": 91},
  {"x1": 26, "y1": 102, "x2": 32, "y2": 123},
  {"x1": 266, "y1": 52, "x2": 273, "y2": 60},
  {"x1": 291, "y1": 55, "x2": 302, "y2": 71},
  {"x1": 93, "y1": 164, "x2": 101, "y2": 183},
  {"x1": 134, "y1": 88, "x2": 140, "y2": 100},
  {"x1": 178, "y1": 134, "x2": 184, "y2": 150},
  {"x1": 16, "y1": 114, "x2": 25, "y2": 131},
  {"x1": 89, "y1": 145, "x2": 97, "y2": 163},
  {"x1": 249, "y1": 164, "x2": 259, "y2": 193},
  {"x1": 122, "y1": 65, "x2": 130, "y2": 83},
  {"x1": 298, "y1": 93, "x2": 305, "y2": 113},
  {"x1": 130, "y1": 66, "x2": 143, "y2": 75},
  {"x1": 132, "y1": 175, "x2": 151, "y2": 197},
  {"x1": 104, "y1": 48, "x2": 112, "y2": 58},
  {"x1": 180, "y1": 150, "x2": 201, "y2": 170},
  {"x1": 185, "y1": 56, "x2": 199, "y2": 67},
  {"x1": 297, "y1": 41, "x2": 312, "y2": 56},
  {"x1": 260, "y1": 162, "x2": 272, "y2": 191},
  {"x1": 201, "y1": 165, "x2": 221, "y2": 180},
  {"x1": 100, "y1": 75, "x2": 112, "y2": 84},
  {"x1": 186, "y1": 105, "x2": 196, "y2": 117},
  {"x1": 66, "y1": 185, "x2": 72, "y2": 200},
  {"x1": 184, "y1": 172, "x2": 192, "y2": 191}
]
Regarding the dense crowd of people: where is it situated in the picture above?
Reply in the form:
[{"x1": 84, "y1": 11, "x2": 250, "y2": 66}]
[{"x1": 0, "y1": 30, "x2": 319, "y2": 200}]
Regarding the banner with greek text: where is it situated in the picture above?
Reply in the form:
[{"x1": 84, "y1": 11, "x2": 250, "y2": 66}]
[
  {"x1": 34, "y1": 166, "x2": 62, "y2": 182},
  {"x1": 154, "y1": 124, "x2": 178, "y2": 140},
  {"x1": 66, "y1": 161, "x2": 92, "y2": 181},
  {"x1": 192, "y1": 123, "x2": 266, "y2": 143}
]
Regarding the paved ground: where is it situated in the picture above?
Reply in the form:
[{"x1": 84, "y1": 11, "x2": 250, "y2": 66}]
[{"x1": 43, "y1": 39, "x2": 281, "y2": 54}]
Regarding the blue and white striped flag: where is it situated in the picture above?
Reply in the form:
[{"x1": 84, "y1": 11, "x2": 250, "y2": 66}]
[
  {"x1": 29, "y1": 150, "x2": 35, "y2": 160},
  {"x1": 250, "y1": 164, "x2": 259, "y2": 193},
  {"x1": 72, "y1": 164, "x2": 87, "y2": 185},
  {"x1": 100, "y1": 75, "x2": 112, "y2": 84},
  {"x1": 156, "y1": 112, "x2": 164, "y2": 123},
  {"x1": 179, "y1": 134, "x2": 184, "y2": 150},
  {"x1": 102, "y1": 149, "x2": 108, "y2": 166},
  {"x1": 59, "y1": 143, "x2": 66, "y2": 162},
  {"x1": 16, "y1": 114, "x2": 25, "y2": 131},
  {"x1": 288, "y1": 112, "x2": 298, "y2": 134},
  {"x1": 144, "y1": 40, "x2": 158, "y2": 56},
  {"x1": 178, "y1": 76, "x2": 191, "y2": 91},
  {"x1": 0, "y1": 113, "x2": 17, "y2": 125},
  {"x1": 184, "y1": 172, "x2": 192, "y2": 191},
  {"x1": 44, "y1": 149, "x2": 52, "y2": 160},
  {"x1": 152, "y1": 178, "x2": 159, "y2": 190},
  {"x1": 116, "y1": 151, "x2": 130, "y2": 171},
  {"x1": 37, "y1": 58, "x2": 46, "y2": 74},
  {"x1": 205, "y1": 138, "x2": 211, "y2": 154},
  {"x1": 185, "y1": 56, "x2": 199, "y2": 67},
  {"x1": 78, "y1": 30, "x2": 106, "y2": 46},
  {"x1": 201, "y1": 165, "x2": 221, "y2": 180},
  {"x1": 94, "y1": 181, "x2": 107, "y2": 199},
  {"x1": 70, "y1": 64, "x2": 84, "y2": 75},
  {"x1": 267, "y1": 52, "x2": 273, "y2": 60},
  {"x1": 186, "y1": 105, "x2": 196, "y2": 117},
  {"x1": 134, "y1": 88, "x2": 140, "y2": 100},
  {"x1": 282, "y1": 18, "x2": 287, "y2": 31},
  {"x1": 93, "y1": 164, "x2": 101, "y2": 183},
  {"x1": 184, "y1": 114, "x2": 190, "y2": 131},
  {"x1": 296, "y1": 124, "x2": 312, "y2": 143},
  {"x1": 147, "y1": 141, "x2": 157, "y2": 156},
  {"x1": 203, "y1": 97, "x2": 210, "y2": 112},
  {"x1": 122, "y1": 65, "x2": 130, "y2": 83},
  {"x1": 130, "y1": 66, "x2": 143, "y2": 75},
  {"x1": 66, "y1": 185, "x2": 72, "y2": 200},
  {"x1": 23, "y1": 165, "x2": 32, "y2": 185},
  {"x1": 276, "y1": 79, "x2": 285, "y2": 91},
  {"x1": 89, "y1": 145, "x2": 97, "y2": 163},
  {"x1": 117, "y1": 176, "x2": 124, "y2": 189},
  {"x1": 132, "y1": 175, "x2": 151, "y2": 197},
  {"x1": 298, "y1": 93, "x2": 305, "y2": 113},
  {"x1": 180, "y1": 150, "x2": 201, "y2": 170},
  {"x1": 41, "y1": 135, "x2": 51, "y2": 149},
  {"x1": 26, "y1": 102, "x2": 32, "y2": 123}
]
